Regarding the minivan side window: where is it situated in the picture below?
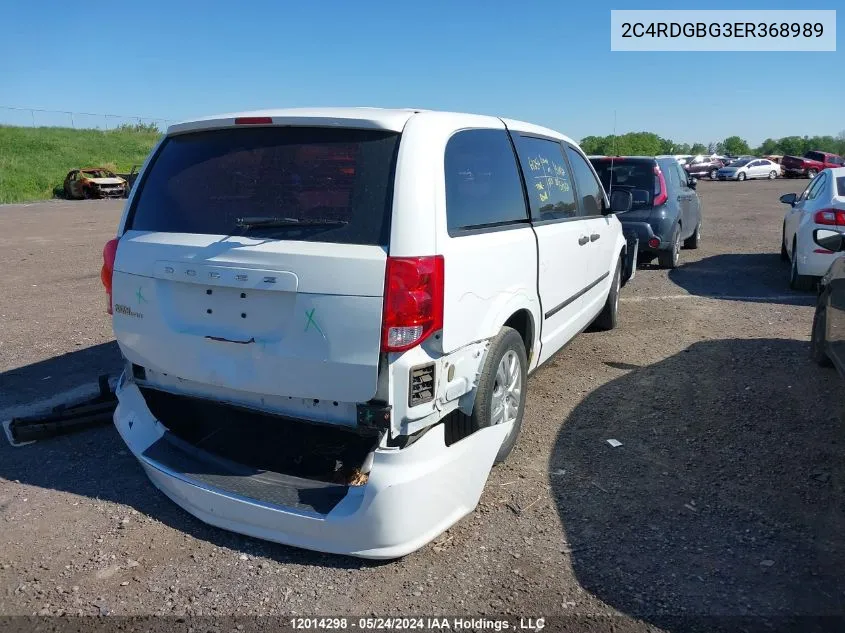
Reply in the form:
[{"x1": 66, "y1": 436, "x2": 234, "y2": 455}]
[
  {"x1": 512, "y1": 136, "x2": 578, "y2": 221},
  {"x1": 564, "y1": 145, "x2": 605, "y2": 216},
  {"x1": 444, "y1": 129, "x2": 530, "y2": 233}
]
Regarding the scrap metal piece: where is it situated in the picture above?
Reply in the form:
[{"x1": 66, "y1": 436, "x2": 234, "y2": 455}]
[{"x1": 3, "y1": 374, "x2": 117, "y2": 446}]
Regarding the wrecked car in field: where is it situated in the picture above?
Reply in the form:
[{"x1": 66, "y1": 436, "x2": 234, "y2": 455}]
[{"x1": 63, "y1": 168, "x2": 127, "y2": 199}]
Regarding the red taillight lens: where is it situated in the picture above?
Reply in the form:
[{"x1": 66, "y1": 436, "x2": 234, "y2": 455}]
[
  {"x1": 813, "y1": 209, "x2": 845, "y2": 226},
  {"x1": 101, "y1": 238, "x2": 119, "y2": 314},
  {"x1": 648, "y1": 237, "x2": 660, "y2": 249},
  {"x1": 653, "y1": 165, "x2": 668, "y2": 207},
  {"x1": 234, "y1": 116, "x2": 272, "y2": 125},
  {"x1": 381, "y1": 256, "x2": 444, "y2": 352}
]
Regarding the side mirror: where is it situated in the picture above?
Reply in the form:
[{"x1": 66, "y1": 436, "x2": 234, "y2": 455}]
[
  {"x1": 688, "y1": 177, "x2": 697, "y2": 189},
  {"x1": 813, "y1": 229, "x2": 845, "y2": 252},
  {"x1": 608, "y1": 189, "x2": 633, "y2": 214},
  {"x1": 779, "y1": 193, "x2": 797, "y2": 206}
]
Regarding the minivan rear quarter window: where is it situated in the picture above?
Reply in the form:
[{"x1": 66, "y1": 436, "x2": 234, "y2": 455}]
[
  {"x1": 444, "y1": 129, "x2": 529, "y2": 233},
  {"x1": 128, "y1": 127, "x2": 400, "y2": 246}
]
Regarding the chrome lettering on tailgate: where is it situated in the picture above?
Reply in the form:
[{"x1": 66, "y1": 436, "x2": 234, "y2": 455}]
[{"x1": 153, "y1": 261, "x2": 298, "y2": 292}]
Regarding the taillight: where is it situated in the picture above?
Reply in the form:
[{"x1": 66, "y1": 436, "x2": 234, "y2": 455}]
[
  {"x1": 101, "y1": 238, "x2": 119, "y2": 314},
  {"x1": 381, "y1": 256, "x2": 444, "y2": 352},
  {"x1": 653, "y1": 165, "x2": 668, "y2": 207},
  {"x1": 234, "y1": 116, "x2": 272, "y2": 125},
  {"x1": 813, "y1": 209, "x2": 845, "y2": 226}
]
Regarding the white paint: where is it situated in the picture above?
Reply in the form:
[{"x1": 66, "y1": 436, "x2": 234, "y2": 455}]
[{"x1": 782, "y1": 166, "x2": 845, "y2": 278}]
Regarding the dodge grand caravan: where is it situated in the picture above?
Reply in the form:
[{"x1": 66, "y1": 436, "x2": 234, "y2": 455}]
[{"x1": 103, "y1": 108, "x2": 636, "y2": 559}]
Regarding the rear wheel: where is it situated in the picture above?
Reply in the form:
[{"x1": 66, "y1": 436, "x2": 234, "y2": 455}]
[
  {"x1": 683, "y1": 221, "x2": 701, "y2": 249},
  {"x1": 808, "y1": 169, "x2": 818, "y2": 179},
  {"x1": 710, "y1": 169, "x2": 718, "y2": 180},
  {"x1": 592, "y1": 258, "x2": 621, "y2": 331},
  {"x1": 811, "y1": 302, "x2": 833, "y2": 367},
  {"x1": 768, "y1": 170, "x2": 777, "y2": 180},
  {"x1": 658, "y1": 225, "x2": 681, "y2": 269},
  {"x1": 737, "y1": 172, "x2": 746, "y2": 181},
  {"x1": 447, "y1": 327, "x2": 527, "y2": 464},
  {"x1": 789, "y1": 241, "x2": 815, "y2": 291}
]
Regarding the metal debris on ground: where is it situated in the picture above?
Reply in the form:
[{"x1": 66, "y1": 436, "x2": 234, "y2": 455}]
[
  {"x1": 606, "y1": 439, "x2": 623, "y2": 447},
  {"x1": 2, "y1": 374, "x2": 116, "y2": 446}
]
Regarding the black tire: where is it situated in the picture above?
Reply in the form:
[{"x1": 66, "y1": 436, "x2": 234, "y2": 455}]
[
  {"x1": 710, "y1": 169, "x2": 718, "y2": 180},
  {"x1": 808, "y1": 169, "x2": 818, "y2": 179},
  {"x1": 768, "y1": 170, "x2": 777, "y2": 180},
  {"x1": 83, "y1": 187, "x2": 93, "y2": 200},
  {"x1": 445, "y1": 326, "x2": 528, "y2": 464},
  {"x1": 592, "y1": 258, "x2": 621, "y2": 331},
  {"x1": 683, "y1": 221, "x2": 701, "y2": 249},
  {"x1": 811, "y1": 301, "x2": 834, "y2": 367},
  {"x1": 780, "y1": 226, "x2": 789, "y2": 262},
  {"x1": 658, "y1": 225, "x2": 681, "y2": 269},
  {"x1": 737, "y1": 172, "x2": 746, "y2": 181},
  {"x1": 789, "y1": 242, "x2": 815, "y2": 291},
  {"x1": 638, "y1": 253, "x2": 656, "y2": 265}
]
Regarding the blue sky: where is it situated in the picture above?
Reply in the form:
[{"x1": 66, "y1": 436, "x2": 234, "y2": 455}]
[{"x1": 1, "y1": 0, "x2": 842, "y2": 146}]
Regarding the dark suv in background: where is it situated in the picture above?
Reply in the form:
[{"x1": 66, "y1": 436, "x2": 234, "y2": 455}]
[
  {"x1": 684, "y1": 155, "x2": 724, "y2": 180},
  {"x1": 590, "y1": 156, "x2": 702, "y2": 269}
]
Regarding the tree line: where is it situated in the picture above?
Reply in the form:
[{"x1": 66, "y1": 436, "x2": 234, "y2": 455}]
[{"x1": 579, "y1": 131, "x2": 845, "y2": 158}]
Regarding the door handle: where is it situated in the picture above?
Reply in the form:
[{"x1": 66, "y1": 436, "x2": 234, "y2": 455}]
[
  {"x1": 677, "y1": 195, "x2": 684, "y2": 201},
  {"x1": 590, "y1": 233, "x2": 600, "y2": 242},
  {"x1": 578, "y1": 236, "x2": 590, "y2": 245}
]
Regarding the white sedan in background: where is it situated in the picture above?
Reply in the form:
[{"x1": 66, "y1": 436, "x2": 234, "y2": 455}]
[
  {"x1": 717, "y1": 157, "x2": 781, "y2": 181},
  {"x1": 781, "y1": 167, "x2": 845, "y2": 290}
]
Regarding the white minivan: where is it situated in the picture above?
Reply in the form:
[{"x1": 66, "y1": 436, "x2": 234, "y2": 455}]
[{"x1": 102, "y1": 108, "x2": 635, "y2": 559}]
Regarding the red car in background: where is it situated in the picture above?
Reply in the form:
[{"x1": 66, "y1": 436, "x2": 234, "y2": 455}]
[
  {"x1": 683, "y1": 155, "x2": 725, "y2": 180},
  {"x1": 782, "y1": 151, "x2": 844, "y2": 179}
]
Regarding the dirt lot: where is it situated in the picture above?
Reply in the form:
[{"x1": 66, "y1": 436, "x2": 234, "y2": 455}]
[{"x1": 1, "y1": 181, "x2": 843, "y2": 631}]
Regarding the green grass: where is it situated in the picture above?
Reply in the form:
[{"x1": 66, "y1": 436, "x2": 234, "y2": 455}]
[{"x1": 0, "y1": 125, "x2": 161, "y2": 204}]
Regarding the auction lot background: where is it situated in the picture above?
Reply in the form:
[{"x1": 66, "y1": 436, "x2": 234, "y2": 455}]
[{"x1": 1, "y1": 0, "x2": 844, "y2": 631}]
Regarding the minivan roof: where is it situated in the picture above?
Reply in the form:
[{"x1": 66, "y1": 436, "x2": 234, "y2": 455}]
[{"x1": 166, "y1": 107, "x2": 579, "y2": 147}]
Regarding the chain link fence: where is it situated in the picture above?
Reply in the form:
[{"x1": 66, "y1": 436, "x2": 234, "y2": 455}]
[{"x1": 0, "y1": 105, "x2": 174, "y2": 131}]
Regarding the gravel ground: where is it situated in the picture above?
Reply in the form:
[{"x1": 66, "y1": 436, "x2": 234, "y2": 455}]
[{"x1": 1, "y1": 180, "x2": 843, "y2": 632}]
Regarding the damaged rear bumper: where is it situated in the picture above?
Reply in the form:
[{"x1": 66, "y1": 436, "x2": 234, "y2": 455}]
[{"x1": 113, "y1": 375, "x2": 509, "y2": 559}]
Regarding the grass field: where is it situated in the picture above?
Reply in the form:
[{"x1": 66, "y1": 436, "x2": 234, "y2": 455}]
[{"x1": 0, "y1": 125, "x2": 161, "y2": 204}]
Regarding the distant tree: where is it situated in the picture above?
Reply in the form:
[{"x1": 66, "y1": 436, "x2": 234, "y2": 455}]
[
  {"x1": 707, "y1": 142, "x2": 718, "y2": 154},
  {"x1": 721, "y1": 136, "x2": 751, "y2": 156},
  {"x1": 756, "y1": 138, "x2": 780, "y2": 155},
  {"x1": 690, "y1": 143, "x2": 707, "y2": 154},
  {"x1": 778, "y1": 136, "x2": 806, "y2": 157},
  {"x1": 579, "y1": 135, "x2": 608, "y2": 155}
]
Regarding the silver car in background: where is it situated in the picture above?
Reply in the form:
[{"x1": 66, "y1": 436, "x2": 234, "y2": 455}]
[{"x1": 716, "y1": 158, "x2": 781, "y2": 181}]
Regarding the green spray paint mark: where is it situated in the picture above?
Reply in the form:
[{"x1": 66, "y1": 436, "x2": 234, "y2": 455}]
[
  {"x1": 304, "y1": 308, "x2": 325, "y2": 337},
  {"x1": 136, "y1": 287, "x2": 147, "y2": 304}
]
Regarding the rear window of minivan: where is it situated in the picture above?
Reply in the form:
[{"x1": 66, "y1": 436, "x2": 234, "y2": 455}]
[{"x1": 127, "y1": 127, "x2": 400, "y2": 246}]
